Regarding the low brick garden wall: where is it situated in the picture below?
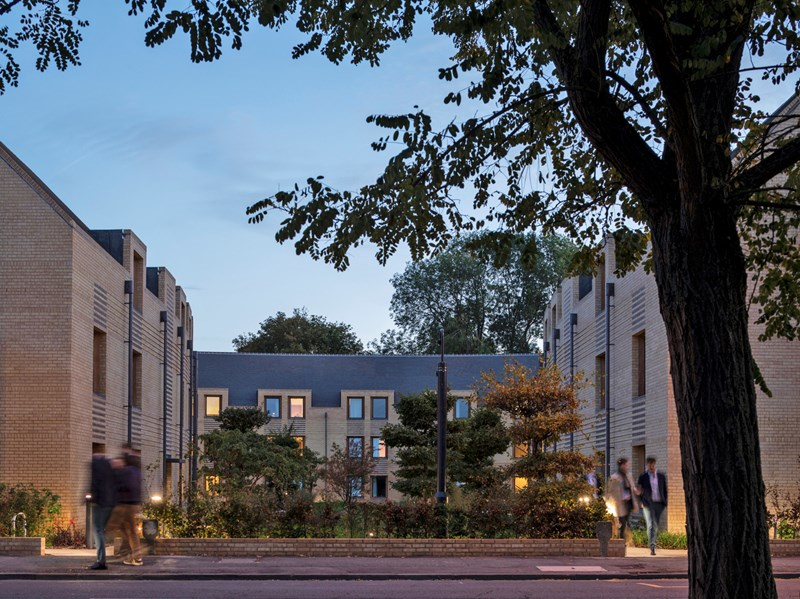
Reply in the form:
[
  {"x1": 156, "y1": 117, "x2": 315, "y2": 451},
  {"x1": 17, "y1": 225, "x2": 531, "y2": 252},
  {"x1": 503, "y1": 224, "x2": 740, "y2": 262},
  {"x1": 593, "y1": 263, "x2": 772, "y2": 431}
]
[
  {"x1": 154, "y1": 538, "x2": 625, "y2": 558},
  {"x1": 0, "y1": 537, "x2": 45, "y2": 556},
  {"x1": 770, "y1": 540, "x2": 800, "y2": 557}
]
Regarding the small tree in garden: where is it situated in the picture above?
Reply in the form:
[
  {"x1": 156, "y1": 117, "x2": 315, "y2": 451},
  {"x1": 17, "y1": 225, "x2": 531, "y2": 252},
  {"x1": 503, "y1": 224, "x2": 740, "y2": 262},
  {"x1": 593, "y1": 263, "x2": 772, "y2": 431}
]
[
  {"x1": 320, "y1": 441, "x2": 375, "y2": 537},
  {"x1": 382, "y1": 390, "x2": 509, "y2": 498},
  {"x1": 480, "y1": 363, "x2": 606, "y2": 537},
  {"x1": 200, "y1": 407, "x2": 321, "y2": 537}
]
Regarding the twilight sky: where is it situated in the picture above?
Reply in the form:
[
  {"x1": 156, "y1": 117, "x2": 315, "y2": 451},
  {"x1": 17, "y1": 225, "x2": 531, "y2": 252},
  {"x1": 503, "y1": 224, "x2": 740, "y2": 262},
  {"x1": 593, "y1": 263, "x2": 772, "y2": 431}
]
[{"x1": 0, "y1": 5, "x2": 795, "y2": 351}]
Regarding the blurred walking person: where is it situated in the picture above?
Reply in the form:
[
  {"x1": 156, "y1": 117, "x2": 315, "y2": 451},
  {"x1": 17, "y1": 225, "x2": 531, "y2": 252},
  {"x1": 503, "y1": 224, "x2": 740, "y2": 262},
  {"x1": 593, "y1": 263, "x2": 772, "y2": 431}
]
[
  {"x1": 115, "y1": 446, "x2": 143, "y2": 566},
  {"x1": 607, "y1": 457, "x2": 639, "y2": 544},
  {"x1": 86, "y1": 451, "x2": 116, "y2": 570}
]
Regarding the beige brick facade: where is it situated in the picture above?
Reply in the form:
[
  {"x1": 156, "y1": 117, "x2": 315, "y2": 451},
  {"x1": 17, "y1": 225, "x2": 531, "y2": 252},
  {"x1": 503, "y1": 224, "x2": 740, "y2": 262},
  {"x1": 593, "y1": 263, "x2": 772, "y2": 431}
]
[
  {"x1": 543, "y1": 237, "x2": 800, "y2": 532},
  {"x1": 0, "y1": 143, "x2": 194, "y2": 527}
]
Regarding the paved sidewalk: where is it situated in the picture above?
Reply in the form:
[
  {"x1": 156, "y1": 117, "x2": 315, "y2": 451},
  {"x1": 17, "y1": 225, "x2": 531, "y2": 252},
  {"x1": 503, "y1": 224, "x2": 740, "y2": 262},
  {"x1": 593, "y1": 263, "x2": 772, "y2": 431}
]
[{"x1": 0, "y1": 548, "x2": 798, "y2": 581}]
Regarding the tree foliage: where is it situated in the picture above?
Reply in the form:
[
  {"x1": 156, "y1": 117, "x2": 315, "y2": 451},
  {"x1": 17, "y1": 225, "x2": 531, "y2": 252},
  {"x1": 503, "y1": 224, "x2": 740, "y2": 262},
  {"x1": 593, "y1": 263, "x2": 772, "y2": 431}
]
[
  {"x1": 371, "y1": 233, "x2": 575, "y2": 354},
  {"x1": 381, "y1": 390, "x2": 509, "y2": 497},
  {"x1": 232, "y1": 308, "x2": 364, "y2": 354}
]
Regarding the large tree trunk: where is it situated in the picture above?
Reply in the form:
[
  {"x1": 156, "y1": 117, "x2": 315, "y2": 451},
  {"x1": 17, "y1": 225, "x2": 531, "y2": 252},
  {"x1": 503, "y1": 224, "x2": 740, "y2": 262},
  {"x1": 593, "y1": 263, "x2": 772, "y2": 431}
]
[{"x1": 649, "y1": 197, "x2": 776, "y2": 599}]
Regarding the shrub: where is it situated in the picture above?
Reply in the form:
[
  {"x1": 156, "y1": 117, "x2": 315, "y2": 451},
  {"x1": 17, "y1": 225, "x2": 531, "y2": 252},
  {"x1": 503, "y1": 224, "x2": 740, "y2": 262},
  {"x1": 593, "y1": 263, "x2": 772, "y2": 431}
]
[
  {"x1": 512, "y1": 485, "x2": 610, "y2": 538},
  {"x1": 0, "y1": 483, "x2": 61, "y2": 537},
  {"x1": 47, "y1": 518, "x2": 86, "y2": 548},
  {"x1": 382, "y1": 500, "x2": 438, "y2": 538},
  {"x1": 631, "y1": 528, "x2": 688, "y2": 549}
]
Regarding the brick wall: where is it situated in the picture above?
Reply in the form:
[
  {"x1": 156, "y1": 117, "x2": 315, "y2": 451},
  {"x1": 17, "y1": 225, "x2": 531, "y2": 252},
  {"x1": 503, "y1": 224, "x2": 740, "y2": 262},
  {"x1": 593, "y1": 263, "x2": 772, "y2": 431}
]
[
  {"x1": 154, "y1": 537, "x2": 625, "y2": 557},
  {"x1": 0, "y1": 538, "x2": 45, "y2": 556},
  {"x1": 769, "y1": 540, "x2": 800, "y2": 557}
]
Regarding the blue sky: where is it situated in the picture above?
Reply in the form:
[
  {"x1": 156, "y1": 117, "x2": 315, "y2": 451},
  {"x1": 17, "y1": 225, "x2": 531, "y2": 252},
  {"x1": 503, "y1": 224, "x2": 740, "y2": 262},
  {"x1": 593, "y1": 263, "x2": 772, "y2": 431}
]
[
  {"x1": 1, "y1": 5, "x2": 796, "y2": 351},
  {"x1": 0, "y1": 4, "x2": 465, "y2": 351}
]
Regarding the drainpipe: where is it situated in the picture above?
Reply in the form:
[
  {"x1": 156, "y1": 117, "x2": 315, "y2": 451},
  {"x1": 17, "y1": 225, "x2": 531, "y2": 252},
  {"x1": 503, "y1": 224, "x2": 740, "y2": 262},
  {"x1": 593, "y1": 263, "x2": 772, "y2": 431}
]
[
  {"x1": 552, "y1": 328, "x2": 561, "y2": 452},
  {"x1": 177, "y1": 325, "x2": 185, "y2": 506},
  {"x1": 605, "y1": 283, "x2": 615, "y2": 482},
  {"x1": 569, "y1": 313, "x2": 578, "y2": 450},
  {"x1": 160, "y1": 311, "x2": 168, "y2": 496},
  {"x1": 124, "y1": 280, "x2": 133, "y2": 446},
  {"x1": 188, "y1": 340, "x2": 198, "y2": 492}
]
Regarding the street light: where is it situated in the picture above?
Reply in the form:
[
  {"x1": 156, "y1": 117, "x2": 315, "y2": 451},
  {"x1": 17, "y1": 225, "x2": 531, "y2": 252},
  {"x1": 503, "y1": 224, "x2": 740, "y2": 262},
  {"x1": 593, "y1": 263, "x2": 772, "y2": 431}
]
[{"x1": 436, "y1": 327, "x2": 447, "y2": 538}]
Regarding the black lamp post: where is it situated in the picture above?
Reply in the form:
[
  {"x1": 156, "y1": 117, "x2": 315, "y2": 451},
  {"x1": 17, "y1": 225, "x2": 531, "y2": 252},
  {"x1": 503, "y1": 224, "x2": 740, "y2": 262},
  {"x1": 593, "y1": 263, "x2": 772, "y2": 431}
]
[{"x1": 435, "y1": 327, "x2": 447, "y2": 538}]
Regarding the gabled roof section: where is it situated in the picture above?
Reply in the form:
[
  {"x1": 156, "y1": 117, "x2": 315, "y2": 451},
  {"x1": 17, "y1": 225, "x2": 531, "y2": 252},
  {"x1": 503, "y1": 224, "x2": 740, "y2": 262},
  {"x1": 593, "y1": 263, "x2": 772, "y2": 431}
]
[{"x1": 0, "y1": 141, "x2": 93, "y2": 235}]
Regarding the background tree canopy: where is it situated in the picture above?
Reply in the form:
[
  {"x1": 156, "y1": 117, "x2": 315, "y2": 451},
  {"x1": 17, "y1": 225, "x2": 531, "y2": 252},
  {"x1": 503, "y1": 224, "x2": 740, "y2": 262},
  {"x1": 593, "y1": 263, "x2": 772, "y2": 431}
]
[
  {"x1": 370, "y1": 233, "x2": 575, "y2": 354},
  {"x1": 233, "y1": 308, "x2": 364, "y2": 354}
]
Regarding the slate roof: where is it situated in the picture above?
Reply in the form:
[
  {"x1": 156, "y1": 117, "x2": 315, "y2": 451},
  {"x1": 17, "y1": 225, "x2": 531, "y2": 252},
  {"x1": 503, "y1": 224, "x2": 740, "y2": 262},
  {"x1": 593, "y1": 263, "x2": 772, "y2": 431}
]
[{"x1": 197, "y1": 352, "x2": 539, "y2": 408}]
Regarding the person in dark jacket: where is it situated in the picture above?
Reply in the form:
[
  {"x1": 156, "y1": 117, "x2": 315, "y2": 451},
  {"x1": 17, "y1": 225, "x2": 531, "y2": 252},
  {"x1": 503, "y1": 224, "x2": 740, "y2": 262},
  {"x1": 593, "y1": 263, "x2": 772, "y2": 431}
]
[
  {"x1": 637, "y1": 456, "x2": 668, "y2": 555},
  {"x1": 114, "y1": 447, "x2": 143, "y2": 566},
  {"x1": 87, "y1": 452, "x2": 116, "y2": 570}
]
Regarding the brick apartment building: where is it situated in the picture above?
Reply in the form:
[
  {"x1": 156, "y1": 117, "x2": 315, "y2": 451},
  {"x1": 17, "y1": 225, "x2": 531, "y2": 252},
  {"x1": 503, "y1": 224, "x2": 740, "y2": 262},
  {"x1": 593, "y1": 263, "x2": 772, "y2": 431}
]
[
  {"x1": 0, "y1": 143, "x2": 195, "y2": 527},
  {"x1": 196, "y1": 352, "x2": 533, "y2": 501},
  {"x1": 542, "y1": 237, "x2": 800, "y2": 534}
]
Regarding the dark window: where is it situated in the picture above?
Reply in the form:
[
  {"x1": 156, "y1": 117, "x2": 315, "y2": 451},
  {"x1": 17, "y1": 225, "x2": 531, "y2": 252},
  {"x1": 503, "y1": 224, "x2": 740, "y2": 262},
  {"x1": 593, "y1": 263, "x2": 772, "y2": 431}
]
[
  {"x1": 596, "y1": 257, "x2": 606, "y2": 315},
  {"x1": 578, "y1": 274, "x2": 593, "y2": 300},
  {"x1": 372, "y1": 476, "x2": 387, "y2": 498},
  {"x1": 133, "y1": 251, "x2": 144, "y2": 312},
  {"x1": 132, "y1": 351, "x2": 142, "y2": 408},
  {"x1": 371, "y1": 396, "x2": 388, "y2": 420},
  {"x1": 633, "y1": 331, "x2": 646, "y2": 397},
  {"x1": 92, "y1": 329, "x2": 106, "y2": 395},
  {"x1": 348, "y1": 396, "x2": 364, "y2": 419},
  {"x1": 265, "y1": 396, "x2": 281, "y2": 418}
]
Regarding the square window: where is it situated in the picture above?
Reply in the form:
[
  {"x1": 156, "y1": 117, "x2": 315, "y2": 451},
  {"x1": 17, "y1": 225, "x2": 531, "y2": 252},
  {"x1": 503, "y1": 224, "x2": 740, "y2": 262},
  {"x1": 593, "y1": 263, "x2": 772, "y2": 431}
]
[
  {"x1": 454, "y1": 398, "x2": 470, "y2": 420},
  {"x1": 348, "y1": 476, "x2": 363, "y2": 498},
  {"x1": 265, "y1": 396, "x2": 281, "y2": 418},
  {"x1": 347, "y1": 436, "x2": 364, "y2": 458},
  {"x1": 205, "y1": 395, "x2": 222, "y2": 417},
  {"x1": 289, "y1": 396, "x2": 305, "y2": 418},
  {"x1": 372, "y1": 437, "x2": 386, "y2": 458},
  {"x1": 514, "y1": 477, "x2": 528, "y2": 491},
  {"x1": 372, "y1": 476, "x2": 387, "y2": 499},
  {"x1": 348, "y1": 396, "x2": 364, "y2": 419},
  {"x1": 513, "y1": 443, "x2": 528, "y2": 458},
  {"x1": 371, "y1": 397, "x2": 388, "y2": 420}
]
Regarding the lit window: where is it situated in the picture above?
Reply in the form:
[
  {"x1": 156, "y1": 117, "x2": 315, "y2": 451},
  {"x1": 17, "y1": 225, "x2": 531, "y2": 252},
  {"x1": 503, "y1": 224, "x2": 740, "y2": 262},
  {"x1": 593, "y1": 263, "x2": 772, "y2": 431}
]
[
  {"x1": 371, "y1": 397, "x2": 388, "y2": 420},
  {"x1": 372, "y1": 476, "x2": 387, "y2": 499},
  {"x1": 349, "y1": 476, "x2": 363, "y2": 498},
  {"x1": 205, "y1": 475, "x2": 220, "y2": 494},
  {"x1": 348, "y1": 436, "x2": 364, "y2": 458},
  {"x1": 289, "y1": 396, "x2": 305, "y2": 418},
  {"x1": 292, "y1": 436, "x2": 305, "y2": 454},
  {"x1": 454, "y1": 398, "x2": 470, "y2": 419},
  {"x1": 372, "y1": 437, "x2": 386, "y2": 458},
  {"x1": 348, "y1": 396, "x2": 364, "y2": 419},
  {"x1": 514, "y1": 477, "x2": 528, "y2": 491},
  {"x1": 513, "y1": 443, "x2": 528, "y2": 458},
  {"x1": 205, "y1": 395, "x2": 222, "y2": 417},
  {"x1": 265, "y1": 396, "x2": 281, "y2": 418}
]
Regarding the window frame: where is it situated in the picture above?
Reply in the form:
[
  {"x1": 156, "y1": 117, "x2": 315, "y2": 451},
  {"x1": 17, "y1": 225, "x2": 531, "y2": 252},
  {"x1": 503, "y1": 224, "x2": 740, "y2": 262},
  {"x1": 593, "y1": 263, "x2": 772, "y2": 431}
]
[
  {"x1": 370, "y1": 396, "x2": 388, "y2": 420},
  {"x1": 371, "y1": 437, "x2": 387, "y2": 459},
  {"x1": 205, "y1": 394, "x2": 222, "y2": 418},
  {"x1": 264, "y1": 396, "x2": 282, "y2": 419},
  {"x1": 371, "y1": 475, "x2": 388, "y2": 499},
  {"x1": 347, "y1": 436, "x2": 364, "y2": 458},
  {"x1": 288, "y1": 396, "x2": 306, "y2": 419},
  {"x1": 454, "y1": 397, "x2": 471, "y2": 420},
  {"x1": 348, "y1": 396, "x2": 365, "y2": 420}
]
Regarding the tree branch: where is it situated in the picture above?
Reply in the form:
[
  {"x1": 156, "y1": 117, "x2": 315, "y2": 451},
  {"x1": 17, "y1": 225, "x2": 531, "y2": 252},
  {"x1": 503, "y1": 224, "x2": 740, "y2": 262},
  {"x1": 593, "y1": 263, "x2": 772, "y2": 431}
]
[
  {"x1": 734, "y1": 136, "x2": 800, "y2": 193},
  {"x1": 606, "y1": 71, "x2": 667, "y2": 138}
]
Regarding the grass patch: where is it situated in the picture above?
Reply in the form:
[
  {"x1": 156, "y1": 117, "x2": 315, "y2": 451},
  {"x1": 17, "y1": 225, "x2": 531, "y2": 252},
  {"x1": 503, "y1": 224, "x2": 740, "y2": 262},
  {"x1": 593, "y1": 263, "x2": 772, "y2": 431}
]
[{"x1": 631, "y1": 528, "x2": 687, "y2": 549}]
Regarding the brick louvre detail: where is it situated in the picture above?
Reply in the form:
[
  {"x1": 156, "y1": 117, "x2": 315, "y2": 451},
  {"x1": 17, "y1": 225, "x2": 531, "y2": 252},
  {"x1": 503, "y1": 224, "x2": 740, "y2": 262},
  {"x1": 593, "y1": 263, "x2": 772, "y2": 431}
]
[{"x1": 154, "y1": 538, "x2": 626, "y2": 557}]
